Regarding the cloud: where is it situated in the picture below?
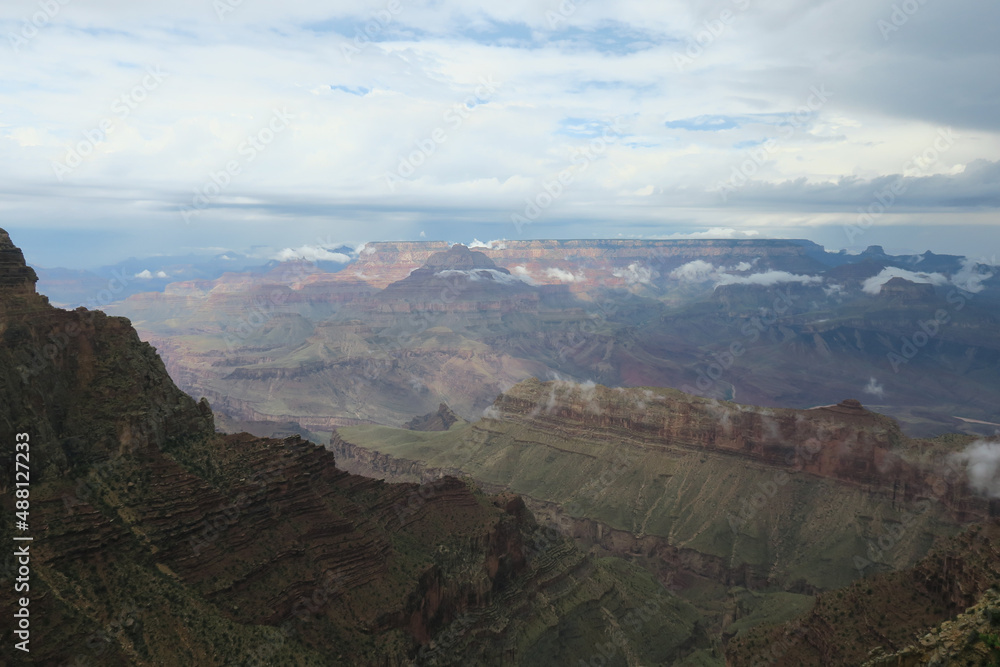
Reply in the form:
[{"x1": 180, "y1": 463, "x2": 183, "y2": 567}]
[
  {"x1": 861, "y1": 267, "x2": 949, "y2": 294},
  {"x1": 2, "y1": 0, "x2": 1000, "y2": 267},
  {"x1": 134, "y1": 270, "x2": 153, "y2": 279},
  {"x1": 510, "y1": 265, "x2": 538, "y2": 284},
  {"x1": 949, "y1": 441, "x2": 1000, "y2": 499},
  {"x1": 613, "y1": 262, "x2": 656, "y2": 286},
  {"x1": 669, "y1": 260, "x2": 718, "y2": 282},
  {"x1": 950, "y1": 258, "x2": 995, "y2": 294},
  {"x1": 670, "y1": 260, "x2": 820, "y2": 287},
  {"x1": 714, "y1": 271, "x2": 822, "y2": 287},
  {"x1": 435, "y1": 268, "x2": 527, "y2": 285},
  {"x1": 469, "y1": 238, "x2": 507, "y2": 250},
  {"x1": 545, "y1": 268, "x2": 585, "y2": 283},
  {"x1": 272, "y1": 245, "x2": 353, "y2": 263},
  {"x1": 863, "y1": 377, "x2": 885, "y2": 398}
]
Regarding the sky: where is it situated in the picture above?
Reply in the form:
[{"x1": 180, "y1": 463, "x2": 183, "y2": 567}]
[{"x1": 2, "y1": 0, "x2": 999, "y2": 269}]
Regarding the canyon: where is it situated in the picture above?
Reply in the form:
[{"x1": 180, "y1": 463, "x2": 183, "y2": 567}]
[
  {"x1": 104, "y1": 240, "x2": 1000, "y2": 439},
  {"x1": 11, "y1": 229, "x2": 999, "y2": 665},
  {"x1": 0, "y1": 228, "x2": 713, "y2": 666},
  {"x1": 331, "y1": 380, "x2": 1000, "y2": 664}
]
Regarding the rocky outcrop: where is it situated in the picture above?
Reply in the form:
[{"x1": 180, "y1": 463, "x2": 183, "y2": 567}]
[
  {"x1": 405, "y1": 403, "x2": 461, "y2": 431},
  {"x1": 878, "y1": 276, "x2": 936, "y2": 302},
  {"x1": 862, "y1": 588, "x2": 1000, "y2": 666},
  {"x1": 727, "y1": 521, "x2": 1000, "y2": 666},
  {"x1": 0, "y1": 227, "x2": 39, "y2": 295}
]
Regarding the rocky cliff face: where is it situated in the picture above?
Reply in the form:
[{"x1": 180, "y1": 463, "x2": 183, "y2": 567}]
[
  {"x1": 0, "y1": 228, "x2": 40, "y2": 295},
  {"x1": 0, "y1": 228, "x2": 706, "y2": 666},
  {"x1": 0, "y1": 231, "x2": 215, "y2": 477},
  {"x1": 490, "y1": 380, "x2": 986, "y2": 515}
]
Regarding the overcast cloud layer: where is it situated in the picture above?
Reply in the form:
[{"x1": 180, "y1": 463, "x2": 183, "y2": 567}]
[{"x1": 2, "y1": 0, "x2": 999, "y2": 267}]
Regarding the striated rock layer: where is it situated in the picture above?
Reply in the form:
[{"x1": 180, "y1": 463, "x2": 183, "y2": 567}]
[{"x1": 333, "y1": 379, "x2": 994, "y2": 597}]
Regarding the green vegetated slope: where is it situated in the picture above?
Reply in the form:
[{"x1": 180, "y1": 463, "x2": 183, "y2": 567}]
[
  {"x1": 337, "y1": 419, "x2": 958, "y2": 594},
  {"x1": 333, "y1": 376, "x2": 994, "y2": 659}
]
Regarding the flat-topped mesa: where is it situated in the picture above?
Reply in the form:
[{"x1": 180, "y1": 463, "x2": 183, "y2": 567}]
[{"x1": 0, "y1": 227, "x2": 39, "y2": 296}]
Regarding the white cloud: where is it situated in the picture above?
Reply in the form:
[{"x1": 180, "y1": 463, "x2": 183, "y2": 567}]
[
  {"x1": 670, "y1": 260, "x2": 821, "y2": 287},
  {"x1": 273, "y1": 245, "x2": 353, "y2": 263},
  {"x1": 510, "y1": 265, "x2": 538, "y2": 284},
  {"x1": 861, "y1": 268, "x2": 949, "y2": 294},
  {"x1": 950, "y1": 258, "x2": 994, "y2": 294},
  {"x1": 435, "y1": 268, "x2": 527, "y2": 285},
  {"x1": 156, "y1": 270, "x2": 168, "y2": 278},
  {"x1": 134, "y1": 269, "x2": 153, "y2": 279},
  {"x1": 3, "y1": 0, "x2": 999, "y2": 266},
  {"x1": 613, "y1": 262, "x2": 655, "y2": 285},
  {"x1": 545, "y1": 268, "x2": 584, "y2": 283},
  {"x1": 714, "y1": 271, "x2": 823, "y2": 287},
  {"x1": 863, "y1": 377, "x2": 885, "y2": 398},
  {"x1": 469, "y1": 238, "x2": 507, "y2": 250},
  {"x1": 669, "y1": 260, "x2": 718, "y2": 282},
  {"x1": 950, "y1": 441, "x2": 1000, "y2": 499}
]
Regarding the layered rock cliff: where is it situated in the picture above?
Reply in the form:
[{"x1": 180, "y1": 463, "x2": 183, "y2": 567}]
[{"x1": 334, "y1": 379, "x2": 992, "y2": 594}]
